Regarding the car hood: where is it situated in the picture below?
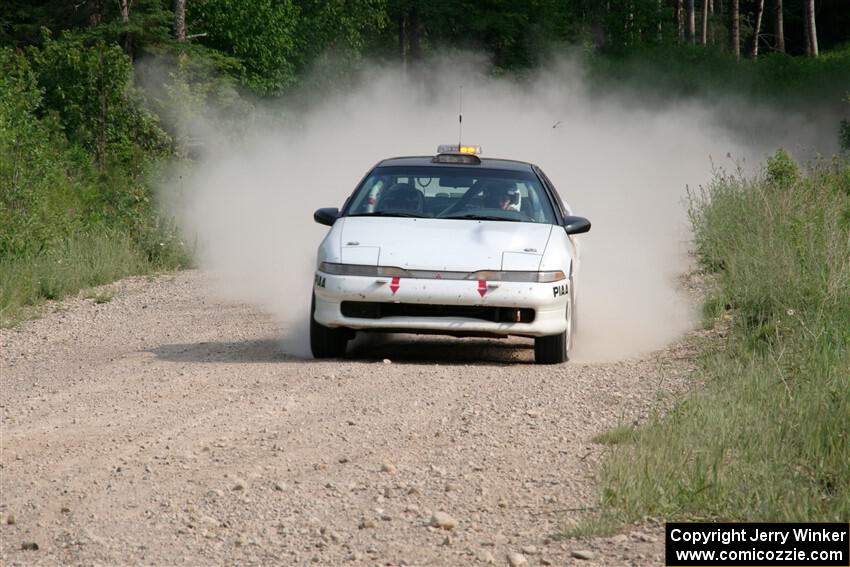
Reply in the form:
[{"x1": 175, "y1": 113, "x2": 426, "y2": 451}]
[{"x1": 338, "y1": 217, "x2": 553, "y2": 271}]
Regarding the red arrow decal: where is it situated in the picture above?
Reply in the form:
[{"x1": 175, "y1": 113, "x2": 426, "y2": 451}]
[
  {"x1": 390, "y1": 277, "x2": 400, "y2": 295},
  {"x1": 477, "y1": 279, "x2": 487, "y2": 297}
]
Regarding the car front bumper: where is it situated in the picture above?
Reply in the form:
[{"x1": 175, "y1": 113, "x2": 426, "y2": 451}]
[{"x1": 313, "y1": 271, "x2": 569, "y2": 337}]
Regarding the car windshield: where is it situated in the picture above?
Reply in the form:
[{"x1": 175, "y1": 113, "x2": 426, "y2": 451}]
[{"x1": 343, "y1": 165, "x2": 557, "y2": 224}]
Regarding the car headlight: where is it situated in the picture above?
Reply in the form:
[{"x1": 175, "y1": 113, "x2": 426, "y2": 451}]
[
  {"x1": 319, "y1": 263, "x2": 410, "y2": 277},
  {"x1": 318, "y1": 263, "x2": 565, "y2": 283},
  {"x1": 469, "y1": 270, "x2": 566, "y2": 283}
]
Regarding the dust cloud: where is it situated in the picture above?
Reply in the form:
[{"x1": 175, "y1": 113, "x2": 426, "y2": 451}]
[{"x1": 162, "y1": 56, "x2": 797, "y2": 362}]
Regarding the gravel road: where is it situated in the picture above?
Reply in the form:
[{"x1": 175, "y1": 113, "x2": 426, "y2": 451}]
[{"x1": 1, "y1": 270, "x2": 696, "y2": 566}]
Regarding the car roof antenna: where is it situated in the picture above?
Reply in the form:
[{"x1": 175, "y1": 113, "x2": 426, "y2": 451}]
[{"x1": 458, "y1": 86, "x2": 463, "y2": 149}]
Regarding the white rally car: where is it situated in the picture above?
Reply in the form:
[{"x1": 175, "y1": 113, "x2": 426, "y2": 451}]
[{"x1": 311, "y1": 147, "x2": 590, "y2": 364}]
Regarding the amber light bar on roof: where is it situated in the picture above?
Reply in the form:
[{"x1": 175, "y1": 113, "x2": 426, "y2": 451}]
[{"x1": 436, "y1": 144, "x2": 482, "y2": 155}]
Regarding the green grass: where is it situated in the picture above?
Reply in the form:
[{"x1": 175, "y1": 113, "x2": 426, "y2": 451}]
[
  {"x1": 0, "y1": 227, "x2": 187, "y2": 326},
  {"x1": 589, "y1": 151, "x2": 850, "y2": 528},
  {"x1": 593, "y1": 424, "x2": 639, "y2": 446}
]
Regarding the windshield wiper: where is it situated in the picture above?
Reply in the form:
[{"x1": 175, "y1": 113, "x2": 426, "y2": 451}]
[
  {"x1": 348, "y1": 211, "x2": 424, "y2": 218},
  {"x1": 441, "y1": 213, "x2": 520, "y2": 222}
]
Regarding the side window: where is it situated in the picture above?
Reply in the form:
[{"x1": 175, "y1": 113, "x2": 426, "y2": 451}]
[
  {"x1": 350, "y1": 176, "x2": 386, "y2": 213},
  {"x1": 537, "y1": 169, "x2": 569, "y2": 219}
]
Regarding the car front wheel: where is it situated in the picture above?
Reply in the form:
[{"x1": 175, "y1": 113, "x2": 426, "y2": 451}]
[
  {"x1": 534, "y1": 281, "x2": 573, "y2": 364},
  {"x1": 310, "y1": 294, "x2": 351, "y2": 358}
]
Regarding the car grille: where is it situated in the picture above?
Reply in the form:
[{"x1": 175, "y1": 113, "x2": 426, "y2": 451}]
[{"x1": 340, "y1": 301, "x2": 535, "y2": 323}]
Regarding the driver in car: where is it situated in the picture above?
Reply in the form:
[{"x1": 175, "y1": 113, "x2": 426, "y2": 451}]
[{"x1": 484, "y1": 182, "x2": 521, "y2": 212}]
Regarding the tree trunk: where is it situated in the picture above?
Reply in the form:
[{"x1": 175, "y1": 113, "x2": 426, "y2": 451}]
[
  {"x1": 686, "y1": 0, "x2": 695, "y2": 44},
  {"x1": 408, "y1": 6, "x2": 420, "y2": 62},
  {"x1": 701, "y1": 0, "x2": 709, "y2": 44},
  {"x1": 657, "y1": 0, "x2": 664, "y2": 42},
  {"x1": 804, "y1": 0, "x2": 818, "y2": 57},
  {"x1": 730, "y1": 0, "x2": 740, "y2": 59},
  {"x1": 709, "y1": 0, "x2": 716, "y2": 45},
  {"x1": 173, "y1": 0, "x2": 187, "y2": 42},
  {"x1": 118, "y1": 0, "x2": 132, "y2": 57},
  {"x1": 88, "y1": 0, "x2": 104, "y2": 26},
  {"x1": 775, "y1": 0, "x2": 785, "y2": 52},
  {"x1": 397, "y1": 13, "x2": 405, "y2": 62},
  {"x1": 676, "y1": 0, "x2": 684, "y2": 44},
  {"x1": 752, "y1": 0, "x2": 765, "y2": 58}
]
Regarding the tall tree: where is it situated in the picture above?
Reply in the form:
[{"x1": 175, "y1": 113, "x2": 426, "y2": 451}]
[
  {"x1": 730, "y1": 0, "x2": 740, "y2": 59},
  {"x1": 408, "y1": 4, "x2": 420, "y2": 62},
  {"x1": 709, "y1": 0, "x2": 716, "y2": 45},
  {"x1": 118, "y1": 0, "x2": 132, "y2": 56},
  {"x1": 89, "y1": 0, "x2": 104, "y2": 27},
  {"x1": 397, "y1": 11, "x2": 405, "y2": 62},
  {"x1": 676, "y1": 0, "x2": 684, "y2": 43},
  {"x1": 701, "y1": 0, "x2": 708, "y2": 44},
  {"x1": 774, "y1": 0, "x2": 784, "y2": 52},
  {"x1": 686, "y1": 0, "x2": 695, "y2": 43},
  {"x1": 804, "y1": 0, "x2": 818, "y2": 57},
  {"x1": 174, "y1": 0, "x2": 187, "y2": 42},
  {"x1": 752, "y1": 0, "x2": 765, "y2": 58},
  {"x1": 657, "y1": 0, "x2": 665, "y2": 42}
]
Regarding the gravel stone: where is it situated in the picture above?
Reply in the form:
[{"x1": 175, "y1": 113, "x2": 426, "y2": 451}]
[
  {"x1": 428, "y1": 512, "x2": 458, "y2": 530},
  {"x1": 571, "y1": 550, "x2": 596, "y2": 560}
]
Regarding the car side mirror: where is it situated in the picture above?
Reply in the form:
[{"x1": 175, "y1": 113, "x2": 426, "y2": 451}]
[
  {"x1": 314, "y1": 207, "x2": 339, "y2": 227},
  {"x1": 563, "y1": 215, "x2": 591, "y2": 235}
]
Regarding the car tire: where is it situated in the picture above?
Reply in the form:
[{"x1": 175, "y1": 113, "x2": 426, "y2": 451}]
[
  {"x1": 534, "y1": 278, "x2": 573, "y2": 364},
  {"x1": 310, "y1": 294, "x2": 350, "y2": 358}
]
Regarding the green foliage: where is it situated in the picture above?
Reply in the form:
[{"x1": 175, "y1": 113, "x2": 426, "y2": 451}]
[
  {"x1": 586, "y1": 44, "x2": 850, "y2": 105},
  {"x1": 1, "y1": 37, "x2": 174, "y2": 252},
  {"x1": 0, "y1": 47, "x2": 85, "y2": 257},
  {"x1": 765, "y1": 148, "x2": 799, "y2": 187},
  {"x1": 595, "y1": 153, "x2": 850, "y2": 525},
  {"x1": 72, "y1": 0, "x2": 174, "y2": 55},
  {"x1": 289, "y1": 0, "x2": 389, "y2": 88},
  {"x1": 190, "y1": 0, "x2": 300, "y2": 94},
  {"x1": 294, "y1": 0, "x2": 388, "y2": 63},
  {"x1": 0, "y1": 0, "x2": 172, "y2": 53},
  {"x1": 28, "y1": 33, "x2": 170, "y2": 165}
]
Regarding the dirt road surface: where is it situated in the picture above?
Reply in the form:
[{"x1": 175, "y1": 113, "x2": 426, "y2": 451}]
[{"x1": 1, "y1": 270, "x2": 694, "y2": 566}]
